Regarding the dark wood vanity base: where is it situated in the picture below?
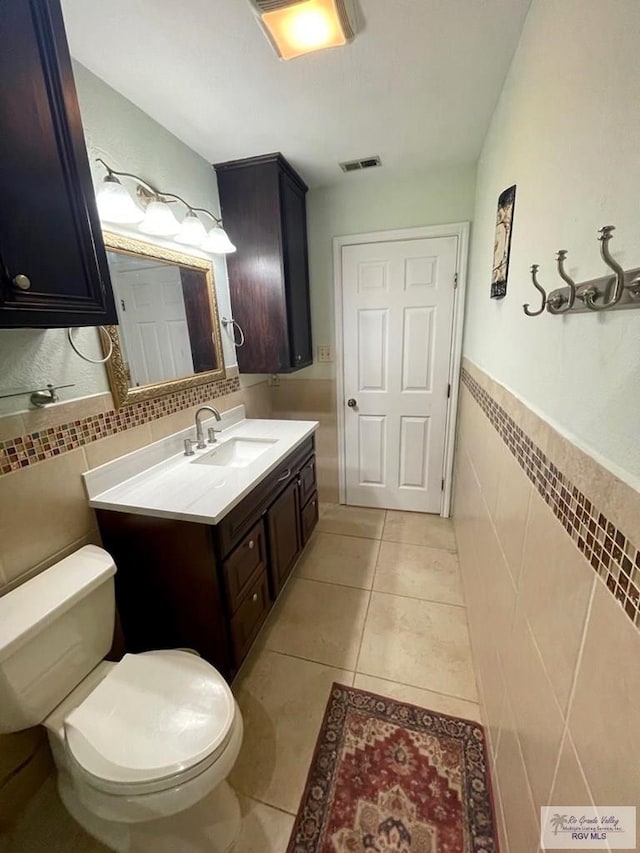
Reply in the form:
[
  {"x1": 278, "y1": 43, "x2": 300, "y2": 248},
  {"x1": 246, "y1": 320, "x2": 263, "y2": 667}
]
[{"x1": 96, "y1": 437, "x2": 318, "y2": 681}]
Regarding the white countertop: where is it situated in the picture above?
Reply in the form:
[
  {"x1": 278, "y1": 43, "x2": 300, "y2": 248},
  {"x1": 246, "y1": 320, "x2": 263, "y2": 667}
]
[{"x1": 83, "y1": 408, "x2": 318, "y2": 525}]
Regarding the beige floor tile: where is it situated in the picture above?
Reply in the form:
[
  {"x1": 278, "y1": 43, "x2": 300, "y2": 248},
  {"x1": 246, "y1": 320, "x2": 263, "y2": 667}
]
[
  {"x1": 235, "y1": 795, "x2": 294, "y2": 852},
  {"x1": 1, "y1": 776, "x2": 108, "y2": 852},
  {"x1": 357, "y1": 592, "x2": 478, "y2": 701},
  {"x1": 373, "y1": 541, "x2": 464, "y2": 605},
  {"x1": 260, "y1": 577, "x2": 370, "y2": 669},
  {"x1": 230, "y1": 650, "x2": 351, "y2": 814},
  {"x1": 317, "y1": 503, "x2": 386, "y2": 539},
  {"x1": 383, "y1": 511, "x2": 457, "y2": 550},
  {"x1": 295, "y1": 532, "x2": 379, "y2": 589},
  {"x1": 353, "y1": 674, "x2": 483, "y2": 724}
]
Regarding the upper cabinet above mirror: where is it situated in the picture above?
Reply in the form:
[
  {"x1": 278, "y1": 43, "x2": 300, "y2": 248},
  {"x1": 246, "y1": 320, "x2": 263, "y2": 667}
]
[
  {"x1": 215, "y1": 153, "x2": 313, "y2": 374},
  {"x1": 102, "y1": 233, "x2": 225, "y2": 408},
  {"x1": 0, "y1": 0, "x2": 116, "y2": 329}
]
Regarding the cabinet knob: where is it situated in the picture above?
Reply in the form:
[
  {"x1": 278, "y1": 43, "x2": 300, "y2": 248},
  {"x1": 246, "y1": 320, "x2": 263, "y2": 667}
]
[
  {"x1": 248, "y1": 539, "x2": 255, "y2": 550},
  {"x1": 13, "y1": 274, "x2": 31, "y2": 291},
  {"x1": 252, "y1": 593, "x2": 258, "y2": 603},
  {"x1": 296, "y1": 354, "x2": 302, "y2": 361}
]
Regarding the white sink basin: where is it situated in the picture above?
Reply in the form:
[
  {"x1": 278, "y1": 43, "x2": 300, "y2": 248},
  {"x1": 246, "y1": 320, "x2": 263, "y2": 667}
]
[{"x1": 192, "y1": 437, "x2": 277, "y2": 468}]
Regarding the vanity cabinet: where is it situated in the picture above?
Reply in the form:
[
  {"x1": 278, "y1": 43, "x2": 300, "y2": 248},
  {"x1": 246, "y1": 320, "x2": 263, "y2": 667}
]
[
  {"x1": 214, "y1": 153, "x2": 312, "y2": 373},
  {"x1": 96, "y1": 437, "x2": 319, "y2": 681},
  {"x1": 0, "y1": 0, "x2": 116, "y2": 328}
]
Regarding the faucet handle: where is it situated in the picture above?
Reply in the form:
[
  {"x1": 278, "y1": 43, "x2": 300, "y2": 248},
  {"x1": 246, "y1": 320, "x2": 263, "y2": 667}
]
[
  {"x1": 184, "y1": 438, "x2": 195, "y2": 457},
  {"x1": 207, "y1": 427, "x2": 218, "y2": 444}
]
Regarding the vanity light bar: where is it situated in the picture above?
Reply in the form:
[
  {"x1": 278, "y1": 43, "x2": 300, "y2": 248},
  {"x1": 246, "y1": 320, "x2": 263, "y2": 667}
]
[{"x1": 94, "y1": 159, "x2": 236, "y2": 254}]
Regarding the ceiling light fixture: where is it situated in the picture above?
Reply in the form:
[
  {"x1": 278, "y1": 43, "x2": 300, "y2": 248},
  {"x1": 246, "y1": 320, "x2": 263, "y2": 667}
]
[
  {"x1": 94, "y1": 159, "x2": 236, "y2": 254},
  {"x1": 250, "y1": 0, "x2": 358, "y2": 61}
]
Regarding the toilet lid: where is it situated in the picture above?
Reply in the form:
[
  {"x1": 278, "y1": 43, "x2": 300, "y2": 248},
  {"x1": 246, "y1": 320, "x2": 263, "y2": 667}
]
[{"x1": 64, "y1": 651, "x2": 235, "y2": 788}]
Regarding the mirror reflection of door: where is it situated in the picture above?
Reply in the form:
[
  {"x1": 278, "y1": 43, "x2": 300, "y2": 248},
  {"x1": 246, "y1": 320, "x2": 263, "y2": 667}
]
[{"x1": 107, "y1": 252, "x2": 217, "y2": 387}]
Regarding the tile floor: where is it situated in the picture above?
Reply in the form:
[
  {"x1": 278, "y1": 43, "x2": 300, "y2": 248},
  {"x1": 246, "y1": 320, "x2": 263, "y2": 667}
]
[
  {"x1": 229, "y1": 503, "x2": 481, "y2": 849},
  {"x1": 2, "y1": 504, "x2": 480, "y2": 853}
]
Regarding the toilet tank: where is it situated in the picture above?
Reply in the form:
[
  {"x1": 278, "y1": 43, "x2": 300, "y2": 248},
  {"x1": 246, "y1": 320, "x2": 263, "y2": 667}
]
[{"x1": 0, "y1": 545, "x2": 116, "y2": 733}]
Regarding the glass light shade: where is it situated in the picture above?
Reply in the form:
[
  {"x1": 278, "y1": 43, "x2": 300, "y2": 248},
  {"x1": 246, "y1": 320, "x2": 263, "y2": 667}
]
[
  {"x1": 139, "y1": 200, "x2": 181, "y2": 237},
  {"x1": 175, "y1": 211, "x2": 207, "y2": 246},
  {"x1": 261, "y1": 0, "x2": 347, "y2": 60},
  {"x1": 202, "y1": 226, "x2": 236, "y2": 255},
  {"x1": 96, "y1": 176, "x2": 144, "y2": 224}
]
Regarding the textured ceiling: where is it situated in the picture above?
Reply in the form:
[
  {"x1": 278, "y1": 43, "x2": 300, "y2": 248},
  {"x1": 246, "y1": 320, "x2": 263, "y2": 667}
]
[{"x1": 61, "y1": 0, "x2": 531, "y2": 187}]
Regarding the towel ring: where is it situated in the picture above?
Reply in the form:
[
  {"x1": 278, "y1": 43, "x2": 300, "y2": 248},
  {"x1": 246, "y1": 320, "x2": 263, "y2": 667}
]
[
  {"x1": 67, "y1": 326, "x2": 113, "y2": 364},
  {"x1": 221, "y1": 317, "x2": 245, "y2": 348}
]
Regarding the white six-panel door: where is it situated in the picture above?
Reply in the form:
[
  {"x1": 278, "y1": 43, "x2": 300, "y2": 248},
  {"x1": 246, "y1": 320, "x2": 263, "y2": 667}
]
[{"x1": 342, "y1": 235, "x2": 458, "y2": 513}]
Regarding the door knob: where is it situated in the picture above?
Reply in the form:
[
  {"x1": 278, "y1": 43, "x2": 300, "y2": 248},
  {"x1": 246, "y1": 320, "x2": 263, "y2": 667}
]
[{"x1": 347, "y1": 398, "x2": 357, "y2": 408}]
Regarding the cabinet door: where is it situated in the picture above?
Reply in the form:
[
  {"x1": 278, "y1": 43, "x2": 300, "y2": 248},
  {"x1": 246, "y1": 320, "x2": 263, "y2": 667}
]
[
  {"x1": 267, "y1": 479, "x2": 301, "y2": 598},
  {"x1": 280, "y1": 171, "x2": 312, "y2": 369},
  {"x1": 0, "y1": 0, "x2": 115, "y2": 328},
  {"x1": 216, "y1": 162, "x2": 289, "y2": 373}
]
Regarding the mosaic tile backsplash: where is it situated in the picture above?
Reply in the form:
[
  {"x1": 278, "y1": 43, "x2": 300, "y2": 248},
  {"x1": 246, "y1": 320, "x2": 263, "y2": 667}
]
[
  {"x1": 462, "y1": 368, "x2": 640, "y2": 630},
  {"x1": 0, "y1": 375, "x2": 240, "y2": 476}
]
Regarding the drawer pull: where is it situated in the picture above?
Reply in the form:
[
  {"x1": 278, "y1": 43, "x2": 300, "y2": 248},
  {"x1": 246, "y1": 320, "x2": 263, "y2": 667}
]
[
  {"x1": 248, "y1": 539, "x2": 255, "y2": 550},
  {"x1": 312, "y1": 500, "x2": 316, "y2": 507},
  {"x1": 276, "y1": 468, "x2": 291, "y2": 483},
  {"x1": 252, "y1": 593, "x2": 258, "y2": 603}
]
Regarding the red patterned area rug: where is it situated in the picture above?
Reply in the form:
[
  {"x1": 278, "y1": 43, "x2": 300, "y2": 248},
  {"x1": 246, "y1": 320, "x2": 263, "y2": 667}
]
[{"x1": 287, "y1": 684, "x2": 499, "y2": 853}]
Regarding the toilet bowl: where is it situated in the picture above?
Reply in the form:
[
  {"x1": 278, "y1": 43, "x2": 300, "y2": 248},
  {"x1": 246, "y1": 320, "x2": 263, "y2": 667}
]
[{"x1": 0, "y1": 546, "x2": 244, "y2": 852}]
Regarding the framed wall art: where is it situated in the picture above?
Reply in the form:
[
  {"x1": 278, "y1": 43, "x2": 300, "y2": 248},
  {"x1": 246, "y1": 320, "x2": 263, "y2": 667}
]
[{"x1": 491, "y1": 184, "x2": 516, "y2": 299}]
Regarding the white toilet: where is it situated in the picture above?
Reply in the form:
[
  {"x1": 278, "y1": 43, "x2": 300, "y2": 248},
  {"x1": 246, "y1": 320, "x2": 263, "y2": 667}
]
[{"x1": 0, "y1": 545, "x2": 243, "y2": 852}]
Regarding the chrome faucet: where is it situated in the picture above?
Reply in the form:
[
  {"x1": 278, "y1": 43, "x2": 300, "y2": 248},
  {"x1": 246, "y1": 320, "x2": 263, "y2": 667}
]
[{"x1": 195, "y1": 406, "x2": 222, "y2": 449}]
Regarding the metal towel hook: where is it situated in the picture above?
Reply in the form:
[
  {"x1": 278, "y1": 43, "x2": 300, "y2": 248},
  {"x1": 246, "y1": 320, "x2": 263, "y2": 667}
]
[
  {"x1": 547, "y1": 250, "x2": 577, "y2": 314},
  {"x1": 523, "y1": 264, "x2": 547, "y2": 316},
  {"x1": 583, "y1": 226, "x2": 625, "y2": 311}
]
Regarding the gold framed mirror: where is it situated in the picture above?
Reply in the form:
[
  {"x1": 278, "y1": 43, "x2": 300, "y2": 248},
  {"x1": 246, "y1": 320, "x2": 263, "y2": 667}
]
[{"x1": 101, "y1": 232, "x2": 226, "y2": 408}]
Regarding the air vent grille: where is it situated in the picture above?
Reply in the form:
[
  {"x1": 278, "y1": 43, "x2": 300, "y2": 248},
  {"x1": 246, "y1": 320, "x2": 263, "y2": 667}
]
[{"x1": 339, "y1": 156, "x2": 382, "y2": 173}]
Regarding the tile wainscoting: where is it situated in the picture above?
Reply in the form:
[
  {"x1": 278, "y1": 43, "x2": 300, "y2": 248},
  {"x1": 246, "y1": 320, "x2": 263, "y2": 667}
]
[
  {"x1": 454, "y1": 358, "x2": 640, "y2": 852},
  {"x1": 271, "y1": 378, "x2": 339, "y2": 504},
  {"x1": 0, "y1": 370, "x2": 272, "y2": 825}
]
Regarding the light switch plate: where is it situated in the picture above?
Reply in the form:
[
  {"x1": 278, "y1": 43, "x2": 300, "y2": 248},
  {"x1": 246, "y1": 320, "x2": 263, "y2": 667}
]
[{"x1": 317, "y1": 346, "x2": 333, "y2": 363}]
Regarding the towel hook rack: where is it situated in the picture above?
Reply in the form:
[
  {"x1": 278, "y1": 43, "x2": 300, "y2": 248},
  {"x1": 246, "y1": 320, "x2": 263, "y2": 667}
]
[
  {"x1": 547, "y1": 250, "x2": 577, "y2": 314},
  {"x1": 523, "y1": 264, "x2": 547, "y2": 316},
  {"x1": 583, "y1": 226, "x2": 625, "y2": 311}
]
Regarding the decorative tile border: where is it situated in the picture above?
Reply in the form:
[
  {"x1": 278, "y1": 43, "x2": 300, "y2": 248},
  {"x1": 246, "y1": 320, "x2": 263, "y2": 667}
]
[
  {"x1": 461, "y1": 367, "x2": 640, "y2": 630},
  {"x1": 0, "y1": 376, "x2": 240, "y2": 476}
]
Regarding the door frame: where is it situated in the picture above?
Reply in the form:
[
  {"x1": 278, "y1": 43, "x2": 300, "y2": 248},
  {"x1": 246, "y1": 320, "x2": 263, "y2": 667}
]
[{"x1": 333, "y1": 222, "x2": 469, "y2": 517}]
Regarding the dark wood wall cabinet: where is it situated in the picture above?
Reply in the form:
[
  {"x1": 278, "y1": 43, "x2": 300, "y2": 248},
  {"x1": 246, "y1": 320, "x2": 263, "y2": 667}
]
[
  {"x1": 96, "y1": 438, "x2": 319, "y2": 682},
  {"x1": 0, "y1": 0, "x2": 116, "y2": 328},
  {"x1": 214, "y1": 153, "x2": 312, "y2": 374}
]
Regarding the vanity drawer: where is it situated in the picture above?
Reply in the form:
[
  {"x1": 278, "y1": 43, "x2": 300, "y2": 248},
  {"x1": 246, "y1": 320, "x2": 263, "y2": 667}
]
[
  {"x1": 230, "y1": 571, "x2": 271, "y2": 665},
  {"x1": 223, "y1": 520, "x2": 267, "y2": 614},
  {"x1": 298, "y1": 455, "x2": 316, "y2": 507},
  {"x1": 300, "y1": 492, "x2": 319, "y2": 545}
]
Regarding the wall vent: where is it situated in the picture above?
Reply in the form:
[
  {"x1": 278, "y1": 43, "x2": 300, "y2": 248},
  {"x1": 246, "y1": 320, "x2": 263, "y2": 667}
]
[{"x1": 339, "y1": 156, "x2": 382, "y2": 173}]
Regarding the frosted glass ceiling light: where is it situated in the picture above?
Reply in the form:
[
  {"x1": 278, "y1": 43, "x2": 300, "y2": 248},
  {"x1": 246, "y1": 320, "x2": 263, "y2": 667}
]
[
  {"x1": 139, "y1": 200, "x2": 181, "y2": 237},
  {"x1": 96, "y1": 174, "x2": 144, "y2": 224},
  {"x1": 251, "y1": 0, "x2": 358, "y2": 61},
  {"x1": 176, "y1": 211, "x2": 207, "y2": 246},
  {"x1": 95, "y1": 159, "x2": 233, "y2": 249},
  {"x1": 202, "y1": 226, "x2": 236, "y2": 255}
]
